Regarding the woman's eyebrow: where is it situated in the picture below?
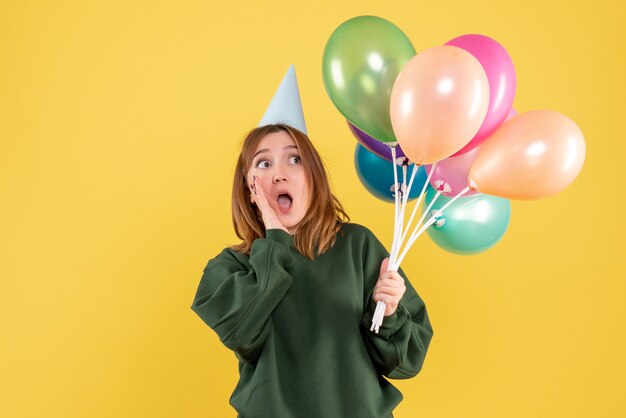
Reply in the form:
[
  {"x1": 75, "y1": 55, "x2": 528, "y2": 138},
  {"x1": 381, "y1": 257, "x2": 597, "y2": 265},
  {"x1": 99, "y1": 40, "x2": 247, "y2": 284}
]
[
  {"x1": 253, "y1": 145, "x2": 298, "y2": 159},
  {"x1": 253, "y1": 149, "x2": 269, "y2": 159}
]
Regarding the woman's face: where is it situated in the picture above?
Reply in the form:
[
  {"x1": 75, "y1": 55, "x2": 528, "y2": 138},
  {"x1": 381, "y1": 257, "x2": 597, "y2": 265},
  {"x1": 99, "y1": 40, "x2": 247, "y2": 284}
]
[{"x1": 246, "y1": 131, "x2": 311, "y2": 233}]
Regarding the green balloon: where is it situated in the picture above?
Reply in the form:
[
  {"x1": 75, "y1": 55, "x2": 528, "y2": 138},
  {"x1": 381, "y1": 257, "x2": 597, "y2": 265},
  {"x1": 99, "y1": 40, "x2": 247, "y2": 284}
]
[
  {"x1": 322, "y1": 16, "x2": 416, "y2": 143},
  {"x1": 423, "y1": 186, "x2": 511, "y2": 255}
]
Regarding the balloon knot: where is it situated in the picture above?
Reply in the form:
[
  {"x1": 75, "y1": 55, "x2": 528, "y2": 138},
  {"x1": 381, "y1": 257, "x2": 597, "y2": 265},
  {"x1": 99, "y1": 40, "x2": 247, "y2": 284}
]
[{"x1": 434, "y1": 180, "x2": 452, "y2": 194}]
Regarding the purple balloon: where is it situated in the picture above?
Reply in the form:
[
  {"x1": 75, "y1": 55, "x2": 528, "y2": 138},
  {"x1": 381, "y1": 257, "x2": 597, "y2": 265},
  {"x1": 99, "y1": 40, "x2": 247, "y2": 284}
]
[
  {"x1": 445, "y1": 34, "x2": 516, "y2": 157},
  {"x1": 347, "y1": 121, "x2": 406, "y2": 163}
]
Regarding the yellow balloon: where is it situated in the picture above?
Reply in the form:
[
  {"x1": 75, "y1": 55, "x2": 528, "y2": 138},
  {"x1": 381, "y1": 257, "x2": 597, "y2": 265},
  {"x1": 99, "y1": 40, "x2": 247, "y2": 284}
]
[{"x1": 469, "y1": 110, "x2": 586, "y2": 200}]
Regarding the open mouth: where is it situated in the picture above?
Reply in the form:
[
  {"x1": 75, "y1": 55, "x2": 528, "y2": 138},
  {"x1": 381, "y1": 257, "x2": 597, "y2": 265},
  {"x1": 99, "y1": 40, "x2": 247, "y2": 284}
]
[{"x1": 276, "y1": 192, "x2": 293, "y2": 213}]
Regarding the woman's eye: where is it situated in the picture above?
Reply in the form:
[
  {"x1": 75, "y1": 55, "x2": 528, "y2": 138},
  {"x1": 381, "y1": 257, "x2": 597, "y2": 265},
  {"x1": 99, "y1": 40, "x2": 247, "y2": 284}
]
[
  {"x1": 289, "y1": 156, "x2": 301, "y2": 164},
  {"x1": 255, "y1": 160, "x2": 271, "y2": 168}
]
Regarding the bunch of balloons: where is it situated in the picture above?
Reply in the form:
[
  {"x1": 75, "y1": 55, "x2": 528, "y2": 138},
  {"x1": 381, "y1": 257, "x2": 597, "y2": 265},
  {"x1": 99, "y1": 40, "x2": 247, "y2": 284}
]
[
  {"x1": 322, "y1": 16, "x2": 586, "y2": 332},
  {"x1": 323, "y1": 15, "x2": 585, "y2": 254}
]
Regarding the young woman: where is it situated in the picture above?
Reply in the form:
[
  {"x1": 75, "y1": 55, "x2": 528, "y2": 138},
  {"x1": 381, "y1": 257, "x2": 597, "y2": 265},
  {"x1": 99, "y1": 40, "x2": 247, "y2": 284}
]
[{"x1": 191, "y1": 123, "x2": 434, "y2": 417}]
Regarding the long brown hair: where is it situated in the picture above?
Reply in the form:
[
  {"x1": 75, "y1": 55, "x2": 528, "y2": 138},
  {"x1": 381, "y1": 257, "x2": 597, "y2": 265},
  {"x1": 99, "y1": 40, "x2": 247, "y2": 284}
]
[{"x1": 230, "y1": 124, "x2": 349, "y2": 259}]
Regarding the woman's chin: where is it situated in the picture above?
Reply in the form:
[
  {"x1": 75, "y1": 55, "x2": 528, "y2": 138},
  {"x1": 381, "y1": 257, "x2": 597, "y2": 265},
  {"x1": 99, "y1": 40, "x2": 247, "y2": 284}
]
[{"x1": 279, "y1": 215, "x2": 303, "y2": 233}]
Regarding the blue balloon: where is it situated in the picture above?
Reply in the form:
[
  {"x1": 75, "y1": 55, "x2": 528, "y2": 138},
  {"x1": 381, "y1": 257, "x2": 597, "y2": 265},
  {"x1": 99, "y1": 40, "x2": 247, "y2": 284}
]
[
  {"x1": 423, "y1": 185, "x2": 511, "y2": 255},
  {"x1": 354, "y1": 143, "x2": 427, "y2": 203}
]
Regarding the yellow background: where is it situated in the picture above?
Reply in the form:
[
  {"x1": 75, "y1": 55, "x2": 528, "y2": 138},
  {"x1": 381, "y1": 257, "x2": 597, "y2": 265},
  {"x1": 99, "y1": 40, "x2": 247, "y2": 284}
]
[{"x1": 1, "y1": 0, "x2": 624, "y2": 417}]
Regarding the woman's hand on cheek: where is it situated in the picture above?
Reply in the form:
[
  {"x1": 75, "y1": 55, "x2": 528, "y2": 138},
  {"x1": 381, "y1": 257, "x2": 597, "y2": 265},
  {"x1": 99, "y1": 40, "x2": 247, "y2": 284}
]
[
  {"x1": 250, "y1": 175, "x2": 289, "y2": 233},
  {"x1": 372, "y1": 257, "x2": 406, "y2": 316}
]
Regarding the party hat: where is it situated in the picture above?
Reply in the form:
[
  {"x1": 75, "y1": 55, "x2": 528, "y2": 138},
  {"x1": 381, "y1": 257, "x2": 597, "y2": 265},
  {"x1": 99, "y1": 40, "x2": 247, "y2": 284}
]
[{"x1": 259, "y1": 65, "x2": 308, "y2": 135}]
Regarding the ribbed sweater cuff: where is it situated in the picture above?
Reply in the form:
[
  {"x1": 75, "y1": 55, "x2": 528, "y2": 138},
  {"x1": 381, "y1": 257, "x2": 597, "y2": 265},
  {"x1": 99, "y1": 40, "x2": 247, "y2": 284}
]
[
  {"x1": 265, "y1": 229, "x2": 295, "y2": 249},
  {"x1": 362, "y1": 298, "x2": 410, "y2": 339}
]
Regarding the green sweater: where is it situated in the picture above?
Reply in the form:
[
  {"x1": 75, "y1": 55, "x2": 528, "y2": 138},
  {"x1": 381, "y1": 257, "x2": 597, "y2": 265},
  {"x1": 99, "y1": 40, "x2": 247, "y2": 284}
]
[{"x1": 191, "y1": 223, "x2": 434, "y2": 418}]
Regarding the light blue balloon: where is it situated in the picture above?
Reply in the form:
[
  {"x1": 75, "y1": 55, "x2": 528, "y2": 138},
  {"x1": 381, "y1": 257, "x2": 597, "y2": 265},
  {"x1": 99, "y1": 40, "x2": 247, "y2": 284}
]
[
  {"x1": 423, "y1": 185, "x2": 511, "y2": 255},
  {"x1": 354, "y1": 143, "x2": 427, "y2": 203}
]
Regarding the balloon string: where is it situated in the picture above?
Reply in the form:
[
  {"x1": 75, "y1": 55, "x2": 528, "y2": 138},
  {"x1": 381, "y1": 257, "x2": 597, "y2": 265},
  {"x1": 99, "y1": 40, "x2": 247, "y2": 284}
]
[
  {"x1": 370, "y1": 301, "x2": 385, "y2": 332},
  {"x1": 392, "y1": 189, "x2": 442, "y2": 271},
  {"x1": 410, "y1": 190, "x2": 441, "y2": 241},
  {"x1": 374, "y1": 145, "x2": 400, "y2": 333},
  {"x1": 396, "y1": 216, "x2": 440, "y2": 269},
  {"x1": 390, "y1": 162, "x2": 437, "y2": 271},
  {"x1": 393, "y1": 163, "x2": 405, "y2": 265},
  {"x1": 394, "y1": 186, "x2": 471, "y2": 268},
  {"x1": 393, "y1": 164, "x2": 408, "y2": 261},
  {"x1": 432, "y1": 186, "x2": 470, "y2": 218},
  {"x1": 391, "y1": 163, "x2": 418, "y2": 263},
  {"x1": 401, "y1": 164, "x2": 407, "y2": 232},
  {"x1": 375, "y1": 161, "x2": 412, "y2": 334},
  {"x1": 389, "y1": 146, "x2": 400, "y2": 267}
]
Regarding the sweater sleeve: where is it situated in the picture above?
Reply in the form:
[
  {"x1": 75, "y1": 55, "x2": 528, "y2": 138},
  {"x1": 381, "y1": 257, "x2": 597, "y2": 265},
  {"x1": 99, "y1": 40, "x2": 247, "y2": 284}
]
[
  {"x1": 359, "y1": 228, "x2": 434, "y2": 379},
  {"x1": 191, "y1": 229, "x2": 295, "y2": 363}
]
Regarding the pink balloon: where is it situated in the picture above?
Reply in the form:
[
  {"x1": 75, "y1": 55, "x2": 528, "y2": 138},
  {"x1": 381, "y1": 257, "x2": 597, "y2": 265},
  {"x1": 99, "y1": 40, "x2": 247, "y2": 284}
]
[
  {"x1": 424, "y1": 146, "x2": 481, "y2": 197},
  {"x1": 446, "y1": 34, "x2": 516, "y2": 157}
]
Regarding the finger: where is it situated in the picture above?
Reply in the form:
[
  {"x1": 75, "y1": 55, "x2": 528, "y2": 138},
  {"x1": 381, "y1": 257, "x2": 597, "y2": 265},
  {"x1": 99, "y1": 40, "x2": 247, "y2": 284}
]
[
  {"x1": 377, "y1": 295, "x2": 398, "y2": 310},
  {"x1": 252, "y1": 176, "x2": 266, "y2": 208},
  {"x1": 375, "y1": 285, "x2": 405, "y2": 296},
  {"x1": 379, "y1": 257, "x2": 390, "y2": 276},
  {"x1": 374, "y1": 291, "x2": 403, "y2": 306},
  {"x1": 252, "y1": 180, "x2": 269, "y2": 217},
  {"x1": 253, "y1": 176, "x2": 286, "y2": 231},
  {"x1": 381, "y1": 271, "x2": 403, "y2": 281},
  {"x1": 253, "y1": 175, "x2": 262, "y2": 199},
  {"x1": 374, "y1": 282, "x2": 406, "y2": 299},
  {"x1": 373, "y1": 293, "x2": 397, "y2": 307},
  {"x1": 378, "y1": 277, "x2": 406, "y2": 289},
  {"x1": 374, "y1": 278, "x2": 402, "y2": 289},
  {"x1": 256, "y1": 181, "x2": 275, "y2": 215},
  {"x1": 249, "y1": 183, "x2": 259, "y2": 205},
  {"x1": 373, "y1": 277, "x2": 405, "y2": 293},
  {"x1": 254, "y1": 176, "x2": 271, "y2": 210},
  {"x1": 373, "y1": 285, "x2": 403, "y2": 299}
]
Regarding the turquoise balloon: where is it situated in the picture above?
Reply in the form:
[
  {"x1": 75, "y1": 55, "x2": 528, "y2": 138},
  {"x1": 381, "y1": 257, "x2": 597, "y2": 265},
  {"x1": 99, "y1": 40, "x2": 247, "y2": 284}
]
[
  {"x1": 354, "y1": 143, "x2": 427, "y2": 203},
  {"x1": 322, "y1": 16, "x2": 416, "y2": 143},
  {"x1": 423, "y1": 186, "x2": 511, "y2": 255}
]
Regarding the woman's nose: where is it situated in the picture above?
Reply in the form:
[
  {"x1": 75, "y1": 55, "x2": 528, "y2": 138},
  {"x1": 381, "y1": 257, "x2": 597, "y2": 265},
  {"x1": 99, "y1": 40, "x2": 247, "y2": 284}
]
[
  {"x1": 271, "y1": 162, "x2": 289, "y2": 183},
  {"x1": 272, "y1": 173, "x2": 287, "y2": 183}
]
